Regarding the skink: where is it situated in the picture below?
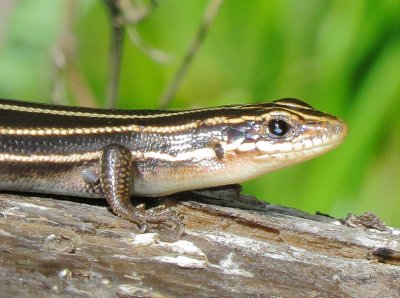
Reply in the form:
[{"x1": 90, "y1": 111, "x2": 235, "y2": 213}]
[{"x1": 0, "y1": 98, "x2": 347, "y2": 230}]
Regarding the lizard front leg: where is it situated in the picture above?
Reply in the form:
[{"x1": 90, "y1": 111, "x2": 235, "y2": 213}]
[{"x1": 100, "y1": 144, "x2": 184, "y2": 234}]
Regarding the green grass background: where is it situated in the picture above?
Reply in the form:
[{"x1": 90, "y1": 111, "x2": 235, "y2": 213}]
[{"x1": 0, "y1": 0, "x2": 399, "y2": 226}]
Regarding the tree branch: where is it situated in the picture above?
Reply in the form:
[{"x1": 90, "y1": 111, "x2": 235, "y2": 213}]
[{"x1": 1, "y1": 187, "x2": 399, "y2": 296}]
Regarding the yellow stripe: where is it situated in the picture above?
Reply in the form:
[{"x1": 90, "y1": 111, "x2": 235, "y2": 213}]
[
  {"x1": 0, "y1": 117, "x2": 254, "y2": 136},
  {"x1": 0, "y1": 102, "x2": 253, "y2": 119},
  {"x1": 0, "y1": 152, "x2": 101, "y2": 163},
  {"x1": 0, "y1": 147, "x2": 219, "y2": 163}
]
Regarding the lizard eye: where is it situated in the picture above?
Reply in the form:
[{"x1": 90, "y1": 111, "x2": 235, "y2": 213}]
[{"x1": 267, "y1": 119, "x2": 291, "y2": 137}]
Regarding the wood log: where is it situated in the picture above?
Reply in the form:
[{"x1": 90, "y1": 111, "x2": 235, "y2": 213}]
[{"x1": 1, "y1": 187, "x2": 399, "y2": 297}]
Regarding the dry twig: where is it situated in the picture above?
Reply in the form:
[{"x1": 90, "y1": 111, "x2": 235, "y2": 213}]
[
  {"x1": 159, "y1": 0, "x2": 225, "y2": 108},
  {"x1": 104, "y1": 0, "x2": 125, "y2": 108}
]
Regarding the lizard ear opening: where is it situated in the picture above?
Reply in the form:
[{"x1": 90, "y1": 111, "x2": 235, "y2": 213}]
[{"x1": 213, "y1": 142, "x2": 225, "y2": 160}]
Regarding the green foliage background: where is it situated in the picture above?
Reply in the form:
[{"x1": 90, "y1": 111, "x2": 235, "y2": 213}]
[{"x1": 0, "y1": 0, "x2": 399, "y2": 226}]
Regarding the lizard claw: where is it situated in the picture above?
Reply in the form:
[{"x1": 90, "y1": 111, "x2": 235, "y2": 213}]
[
  {"x1": 139, "y1": 222, "x2": 148, "y2": 233},
  {"x1": 135, "y1": 203, "x2": 146, "y2": 211}
]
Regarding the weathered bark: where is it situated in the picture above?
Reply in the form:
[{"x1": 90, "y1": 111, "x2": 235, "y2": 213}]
[{"x1": 1, "y1": 187, "x2": 399, "y2": 297}]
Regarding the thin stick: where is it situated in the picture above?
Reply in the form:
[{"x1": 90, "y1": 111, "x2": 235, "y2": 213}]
[
  {"x1": 120, "y1": 0, "x2": 159, "y2": 24},
  {"x1": 121, "y1": 0, "x2": 170, "y2": 63},
  {"x1": 159, "y1": 0, "x2": 224, "y2": 109},
  {"x1": 104, "y1": 0, "x2": 125, "y2": 108}
]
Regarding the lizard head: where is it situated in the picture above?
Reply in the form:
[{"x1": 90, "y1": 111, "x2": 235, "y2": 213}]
[{"x1": 217, "y1": 98, "x2": 348, "y2": 178}]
